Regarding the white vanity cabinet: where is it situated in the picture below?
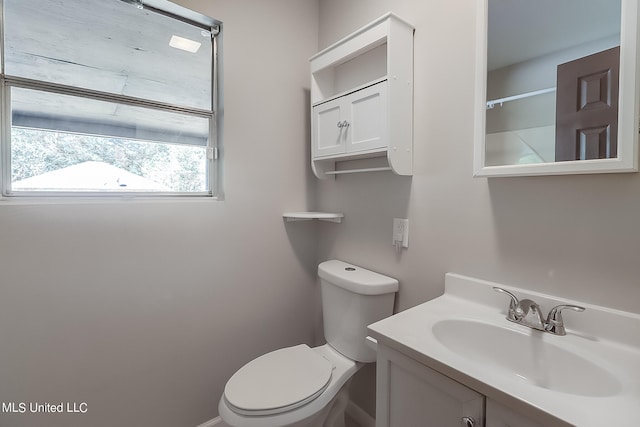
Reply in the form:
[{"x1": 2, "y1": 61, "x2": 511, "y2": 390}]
[
  {"x1": 312, "y1": 81, "x2": 388, "y2": 158},
  {"x1": 369, "y1": 273, "x2": 640, "y2": 427},
  {"x1": 485, "y1": 399, "x2": 545, "y2": 427},
  {"x1": 376, "y1": 344, "x2": 484, "y2": 427},
  {"x1": 375, "y1": 342, "x2": 547, "y2": 427},
  {"x1": 310, "y1": 13, "x2": 413, "y2": 178}
]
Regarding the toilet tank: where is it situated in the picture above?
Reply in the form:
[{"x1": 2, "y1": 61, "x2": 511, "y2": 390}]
[{"x1": 318, "y1": 260, "x2": 398, "y2": 363}]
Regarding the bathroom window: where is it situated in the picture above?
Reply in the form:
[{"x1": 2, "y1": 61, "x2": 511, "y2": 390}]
[{"x1": 0, "y1": 0, "x2": 221, "y2": 197}]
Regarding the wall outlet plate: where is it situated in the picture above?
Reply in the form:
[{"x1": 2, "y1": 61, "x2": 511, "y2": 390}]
[{"x1": 392, "y1": 218, "x2": 409, "y2": 248}]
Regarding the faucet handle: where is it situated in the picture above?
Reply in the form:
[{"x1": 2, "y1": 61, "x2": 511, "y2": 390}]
[
  {"x1": 493, "y1": 287, "x2": 520, "y2": 321},
  {"x1": 545, "y1": 304, "x2": 585, "y2": 336}
]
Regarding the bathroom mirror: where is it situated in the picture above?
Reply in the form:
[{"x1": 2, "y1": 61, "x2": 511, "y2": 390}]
[{"x1": 473, "y1": 0, "x2": 640, "y2": 177}]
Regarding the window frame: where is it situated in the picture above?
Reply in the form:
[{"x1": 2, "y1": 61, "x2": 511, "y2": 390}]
[{"x1": 0, "y1": 0, "x2": 222, "y2": 199}]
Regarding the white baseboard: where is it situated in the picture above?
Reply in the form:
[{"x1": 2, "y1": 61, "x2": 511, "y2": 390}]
[
  {"x1": 196, "y1": 416, "x2": 223, "y2": 427},
  {"x1": 199, "y1": 402, "x2": 373, "y2": 427},
  {"x1": 346, "y1": 401, "x2": 375, "y2": 427}
]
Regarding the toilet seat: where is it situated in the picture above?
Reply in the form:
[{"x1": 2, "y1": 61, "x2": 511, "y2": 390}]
[{"x1": 223, "y1": 344, "x2": 334, "y2": 416}]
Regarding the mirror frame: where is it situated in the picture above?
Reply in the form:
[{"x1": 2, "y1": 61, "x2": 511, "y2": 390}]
[{"x1": 473, "y1": 0, "x2": 640, "y2": 177}]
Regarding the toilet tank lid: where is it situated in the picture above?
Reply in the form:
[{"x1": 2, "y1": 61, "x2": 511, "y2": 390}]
[{"x1": 318, "y1": 260, "x2": 399, "y2": 295}]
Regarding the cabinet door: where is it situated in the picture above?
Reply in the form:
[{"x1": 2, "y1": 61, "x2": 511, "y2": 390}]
[
  {"x1": 312, "y1": 98, "x2": 346, "y2": 157},
  {"x1": 377, "y1": 345, "x2": 484, "y2": 427},
  {"x1": 486, "y1": 399, "x2": 545, "y2": 427},
  {"x1": 346, "y1": 82, "x2": 388, "y2": 153}
]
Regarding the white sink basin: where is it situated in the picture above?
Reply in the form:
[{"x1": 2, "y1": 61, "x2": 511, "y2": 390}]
[
  {"x1": 368, "y1": 273, "x2": 640, "y2": 427},
  {"x1": 432, "y1": 318, "x2": 620, "y2": 397}
]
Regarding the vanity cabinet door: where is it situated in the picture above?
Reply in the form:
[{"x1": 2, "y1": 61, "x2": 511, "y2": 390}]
[
  {"x1": 376, "y1": 344, "x2": 484, "y2": 427},
  {"x1": 486, "y1": 399, "x2": 545, "y2": 427}
]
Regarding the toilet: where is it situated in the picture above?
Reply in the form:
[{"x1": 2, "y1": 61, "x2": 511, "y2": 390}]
[{"x1": 218, "y1": 259, "x2": 398, "y2": 427}]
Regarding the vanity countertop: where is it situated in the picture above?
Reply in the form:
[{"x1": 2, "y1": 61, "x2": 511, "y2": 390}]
[{"x1": 368, "y1": 273, "x2": 640, "y2": 427}]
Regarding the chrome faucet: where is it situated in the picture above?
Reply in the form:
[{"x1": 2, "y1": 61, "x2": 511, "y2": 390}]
[
  {"x1": 514, "y1": 298, "x2": 546, "y2": 331},
  {"x1": 493, "y1": 287, "x2": 585, "y2": 336}
]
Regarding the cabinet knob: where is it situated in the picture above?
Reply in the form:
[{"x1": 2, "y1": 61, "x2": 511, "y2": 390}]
[
  {"x1": 337, "y1": 121, "x2": 344, "y2": 128},
  {"x1": 342, "y1": 120, "x2": 350, "y2": 128},
  {"x1": 461, "y1": 416, "x2": 475, "y2": 427}
]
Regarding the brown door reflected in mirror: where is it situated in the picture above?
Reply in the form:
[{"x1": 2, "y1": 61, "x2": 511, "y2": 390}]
[{"x1": 555, "y1": 46, "x2": 620, "y2": 161}]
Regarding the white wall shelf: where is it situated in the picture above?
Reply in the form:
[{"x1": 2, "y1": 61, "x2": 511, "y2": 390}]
[
  {"x1": 282, "y1": 212, "x2": 344, "y2": 223},
  {"x1": 310, "y1": 12, "x2": 414, "y2": 179}
]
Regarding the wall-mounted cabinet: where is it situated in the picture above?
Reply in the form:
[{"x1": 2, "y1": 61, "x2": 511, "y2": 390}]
[
  {"x1": 310, "y1": 13, "x2": 414, "y2": 179},
  {"x1": 313, "y1": 80, "x2": 388, "y2": 157}
]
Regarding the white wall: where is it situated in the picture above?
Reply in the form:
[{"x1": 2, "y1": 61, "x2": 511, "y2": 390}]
[
  {"x1": 5, "y1": 1, "x2": 640, "y2": 426},
  {"x1": 317, "y1": 0, "x2": 640, "y2": 417},
  {"x1": 0, "y1": 1, "x2": 319, "y2": 426}
]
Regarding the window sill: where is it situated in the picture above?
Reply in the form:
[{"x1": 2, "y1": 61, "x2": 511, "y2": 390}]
[{"x1": 0, "y1": 194, "x2": 221, "y2": 206}]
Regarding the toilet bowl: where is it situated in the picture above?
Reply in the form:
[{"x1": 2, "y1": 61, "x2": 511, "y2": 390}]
[
  {"x1": 218, "y1": 260, "x2": 398, "y2": 427},
  {"x1": 219, "y1": 344, "x2": 359, "y2": 427}
]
